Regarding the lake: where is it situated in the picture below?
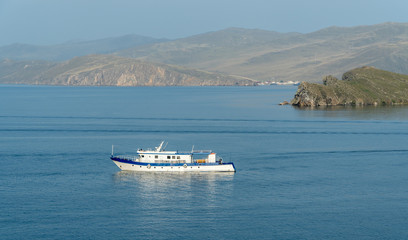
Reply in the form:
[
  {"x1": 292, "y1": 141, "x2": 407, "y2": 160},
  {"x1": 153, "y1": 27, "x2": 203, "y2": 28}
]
[{"x1": 1, "y1": 85, "x2": 408, "y2": 239}]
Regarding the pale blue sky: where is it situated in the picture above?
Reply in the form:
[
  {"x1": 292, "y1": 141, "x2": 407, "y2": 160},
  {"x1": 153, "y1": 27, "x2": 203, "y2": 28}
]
[{"x1": 0, "y1": 0, "x2": 407, "y2": 46}]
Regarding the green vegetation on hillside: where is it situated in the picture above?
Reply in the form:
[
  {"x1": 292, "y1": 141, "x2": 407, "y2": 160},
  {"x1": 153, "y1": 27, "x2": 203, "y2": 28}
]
[{"x1": 291, "y1": 67, "x2": 408, "y2": 106}]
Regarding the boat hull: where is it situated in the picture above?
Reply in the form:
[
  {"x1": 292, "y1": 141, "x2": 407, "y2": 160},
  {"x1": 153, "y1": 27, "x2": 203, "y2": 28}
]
[{"x1": 111, "y1": 158, "x2": 236, "y2": 172}]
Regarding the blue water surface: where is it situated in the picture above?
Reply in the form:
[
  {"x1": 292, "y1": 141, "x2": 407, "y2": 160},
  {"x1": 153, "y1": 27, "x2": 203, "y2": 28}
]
[{"x1": 1, "y1": 85, "x2": 408, "y2": 239}]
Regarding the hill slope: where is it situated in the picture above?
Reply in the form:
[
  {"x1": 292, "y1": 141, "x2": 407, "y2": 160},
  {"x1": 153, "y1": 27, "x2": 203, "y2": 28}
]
[
  {"x1": 291, "y1": 66, "x2": 408, "y2": 106},
  {"x1": 117, "y1": 22, "x2": 408, "y2": 82},
  {"x1": 0, "y1": 55, "x2": 256, "y2": 86}
]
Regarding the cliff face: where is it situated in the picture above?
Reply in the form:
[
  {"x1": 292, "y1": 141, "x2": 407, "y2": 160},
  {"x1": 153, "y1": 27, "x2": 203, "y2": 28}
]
[
  {"x1": 0, "y1": 55, "x2": 256, "y2": 86},
  {"x1": 291, "y1": 67, "x2": 408, "y2": 106},
  {"x1": 46, "y1": 60, "x2": 253, "y2": 86}
]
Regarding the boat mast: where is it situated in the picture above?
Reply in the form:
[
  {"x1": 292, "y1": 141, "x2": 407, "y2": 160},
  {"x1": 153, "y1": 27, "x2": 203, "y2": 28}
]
[
  {"x1": 155, "y1": 141, "x2": 165, "y2": 152},
  {"x1": 111, "y1": 145, "x2": 114, "y2": 156}
]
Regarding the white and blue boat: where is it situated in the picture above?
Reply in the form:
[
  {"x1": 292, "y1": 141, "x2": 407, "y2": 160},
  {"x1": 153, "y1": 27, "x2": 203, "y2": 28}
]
[{"x1": 110, "y1": 141, "x2": 236, "y2": 172}]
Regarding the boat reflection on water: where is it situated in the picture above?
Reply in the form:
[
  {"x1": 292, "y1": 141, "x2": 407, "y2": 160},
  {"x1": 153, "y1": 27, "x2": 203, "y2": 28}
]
[
  {"x1": 113, "y1": 171, "x2": 234, "y2": 186},
  {"x1": 113, "y1": 171, "x2": 235, "y2": 208}
]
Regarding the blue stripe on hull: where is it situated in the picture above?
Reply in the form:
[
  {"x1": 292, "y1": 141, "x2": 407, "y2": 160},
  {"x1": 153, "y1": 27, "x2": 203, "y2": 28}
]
[{"x1": 111, "y1": 156, "x2": 234, "y2": 168}]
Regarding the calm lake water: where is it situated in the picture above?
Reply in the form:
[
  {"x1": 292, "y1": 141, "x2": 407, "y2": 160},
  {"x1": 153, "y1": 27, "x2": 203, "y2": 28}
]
[{"x1": 1, "y1": 85, "x2": 408, "y2": 239}]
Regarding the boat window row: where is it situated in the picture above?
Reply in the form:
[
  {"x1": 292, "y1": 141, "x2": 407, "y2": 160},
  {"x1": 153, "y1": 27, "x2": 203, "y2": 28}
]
[{"x1": 154, "y1": 160, "x2": 186, "y2": 164}]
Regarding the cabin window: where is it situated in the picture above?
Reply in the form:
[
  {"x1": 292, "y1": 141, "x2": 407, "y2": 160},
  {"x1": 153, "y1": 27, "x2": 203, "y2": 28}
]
[
  {"x1": 177, "y1": 156, "x2": 180, "y2": 159},
  {"x1": 167, "y1": 156, "x2": 171, "y2": 159},
  {"x1": 141, "y1": 155, "x2": 144, "y2": 158},
  {"x1": 155, "y1": 155, "x2": 158, "y2": 159},
  {"x1": 172, "y1": 156, "x2": 175, "y2": 159}
]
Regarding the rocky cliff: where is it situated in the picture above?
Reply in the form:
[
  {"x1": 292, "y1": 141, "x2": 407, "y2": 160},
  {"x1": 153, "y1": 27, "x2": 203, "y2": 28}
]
[
  {"x1": 291, "y1": 67, "x2": 408, "y2": 106},
  {"x1": 0, "y1": 55, "x2": 256, "y2": 86}
]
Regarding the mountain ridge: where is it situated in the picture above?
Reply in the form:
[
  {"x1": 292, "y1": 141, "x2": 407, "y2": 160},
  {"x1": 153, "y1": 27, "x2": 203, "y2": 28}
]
[
  {"x1": 1, "y1": 22, "x2": 408, "y2": 85},
  {"x1": 116, "y1": 22, "x2": 408, "y2": 82},
  {"x1": 0, "y1": 35, "x2": 168, "y2": 61}
]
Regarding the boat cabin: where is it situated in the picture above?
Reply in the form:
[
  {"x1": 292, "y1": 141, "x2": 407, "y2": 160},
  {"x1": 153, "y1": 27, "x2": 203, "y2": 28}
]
[{"x1": 136, "y1": 141, "x2": 217, "y2": 164}]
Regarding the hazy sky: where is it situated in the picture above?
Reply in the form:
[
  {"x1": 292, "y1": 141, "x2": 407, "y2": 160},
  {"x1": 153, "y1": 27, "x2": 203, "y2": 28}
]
[{"x1": 0, "y1": 0, "x2": 407, "y2": 46}]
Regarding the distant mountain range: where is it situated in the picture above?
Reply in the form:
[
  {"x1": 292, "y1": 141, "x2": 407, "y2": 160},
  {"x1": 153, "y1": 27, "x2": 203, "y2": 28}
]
[
  {"x1": 0, "y1": 35, "x2": 167, "y2": 61},
  {"x1": 1, "y1": 22, "x2": 408, "y2": 86}
]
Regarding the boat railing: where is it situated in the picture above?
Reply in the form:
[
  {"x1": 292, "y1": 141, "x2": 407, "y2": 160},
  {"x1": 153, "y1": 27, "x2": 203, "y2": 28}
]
[{"x1": 192, "y1": 150, "x2": 212, "y2": 153}]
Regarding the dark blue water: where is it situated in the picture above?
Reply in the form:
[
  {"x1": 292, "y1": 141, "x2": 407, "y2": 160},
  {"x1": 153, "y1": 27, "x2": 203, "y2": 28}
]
[{"x1": 1, "y1": 85, "x2": 408, "y2": 239}]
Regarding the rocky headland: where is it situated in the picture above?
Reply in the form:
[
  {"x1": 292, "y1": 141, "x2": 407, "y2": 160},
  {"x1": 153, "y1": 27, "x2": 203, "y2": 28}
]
[{"x1": 291, "y1": 66, "x2": 408, "y2": 107}]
